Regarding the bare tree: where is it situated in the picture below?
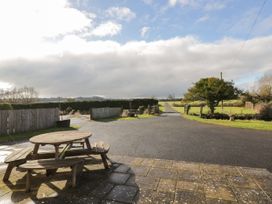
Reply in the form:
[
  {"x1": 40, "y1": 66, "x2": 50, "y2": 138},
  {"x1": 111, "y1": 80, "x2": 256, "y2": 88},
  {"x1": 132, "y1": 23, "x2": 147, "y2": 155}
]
[
  {"x1": 257, "y1": 74, "x2": 272, "y2": 102},
  {"x1": 245, "y1": 74, "x2": 272, "y2": 104},
  {"x1": 0, "y1": 86, "x2": 38, "y2": 104},
  {"x1": 167, "y1": 93, "x2": 175, "y2": 100}
]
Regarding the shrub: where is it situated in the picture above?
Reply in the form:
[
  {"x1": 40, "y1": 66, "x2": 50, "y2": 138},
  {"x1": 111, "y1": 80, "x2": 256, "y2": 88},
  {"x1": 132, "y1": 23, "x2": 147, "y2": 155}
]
[
  {"x1": 259, "y1": 103, "x2": 272, "y2": 121},
  {"x1": 198, "y1": 113, "x2": 259, "y2": 120},
  {"x1": 233, "y1": 114, "x2": 258, "y2": 120},
  {"x1": 201, "y1": 113, "x2": 230, "y2": 120},
  {"x1": 0, "y1": 103, "x2": 13, "y2": 110}
]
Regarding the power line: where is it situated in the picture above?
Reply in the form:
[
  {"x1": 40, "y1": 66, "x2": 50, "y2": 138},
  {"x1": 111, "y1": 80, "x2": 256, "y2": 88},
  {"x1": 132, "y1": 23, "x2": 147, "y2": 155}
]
[
  {"x1": 229, "y1": 0, "x2": 268, "y2": 67},
  {"x1": 242, "y1": 0, "x2": 268, "y2": 49}
]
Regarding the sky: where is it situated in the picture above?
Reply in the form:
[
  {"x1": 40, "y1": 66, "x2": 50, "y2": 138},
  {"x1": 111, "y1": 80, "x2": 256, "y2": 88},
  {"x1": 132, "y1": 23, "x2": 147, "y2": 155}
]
[{"x1": 0, "y1": 0, "x2": 272, "y2": 98}]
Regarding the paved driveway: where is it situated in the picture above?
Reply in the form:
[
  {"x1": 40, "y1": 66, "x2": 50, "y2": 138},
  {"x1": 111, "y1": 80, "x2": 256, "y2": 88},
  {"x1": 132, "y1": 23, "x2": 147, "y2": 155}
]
[{"x1": 75, "y1": 111, "x2": 272, "y2": 171}]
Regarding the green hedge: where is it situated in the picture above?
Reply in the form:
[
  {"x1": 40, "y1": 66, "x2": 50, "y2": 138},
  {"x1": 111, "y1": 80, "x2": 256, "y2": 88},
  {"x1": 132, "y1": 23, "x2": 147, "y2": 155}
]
[
  {"x1": 0, "y1": 103, "x2": 13, "y2": 110},
  {"x1": 1, "y1": 99, "x2": 158, "y2": 112},
  {"x1": 191, "y1": 113, "x2": 259, "y2": 120}
]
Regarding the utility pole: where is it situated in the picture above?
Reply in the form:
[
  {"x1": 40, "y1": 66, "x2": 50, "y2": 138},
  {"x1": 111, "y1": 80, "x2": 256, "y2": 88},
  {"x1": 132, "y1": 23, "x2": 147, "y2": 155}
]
[{"x1": 220, "y1": 72, "x2": 223, "y2": 111}]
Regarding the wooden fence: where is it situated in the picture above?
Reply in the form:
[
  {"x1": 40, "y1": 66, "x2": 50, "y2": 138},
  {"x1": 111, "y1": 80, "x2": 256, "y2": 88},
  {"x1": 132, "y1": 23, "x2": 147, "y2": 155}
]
[{"x1": 0, "y1": 108, "x2": 59, "y2": 135}]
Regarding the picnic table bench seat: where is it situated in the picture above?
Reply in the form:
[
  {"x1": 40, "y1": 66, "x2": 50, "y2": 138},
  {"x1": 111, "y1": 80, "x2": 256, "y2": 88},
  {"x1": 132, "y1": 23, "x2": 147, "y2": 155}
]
[
  {"x1": 90, "y1": 142, "x2": 110, "y2": 168},
  {"x1": 19, "y1": 158, "x2": 84, "y2": 192},
  {"x1": 3, "y1": 148, "x2": 33, "y2": 181}
]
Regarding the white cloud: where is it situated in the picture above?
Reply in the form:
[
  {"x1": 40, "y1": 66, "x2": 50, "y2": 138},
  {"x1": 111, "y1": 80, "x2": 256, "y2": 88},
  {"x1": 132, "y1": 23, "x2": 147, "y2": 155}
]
[
  {"x1": 0, "y1": 0, "x2": 270, "y2": 97},
  {"x1": 0, "y1": 0, "x2": 124, "y2": 60},
  {"x1": 169, "y1": 0, "x2": 178, "y2": 7},
  {"x1": 168, "y1": 0, "x2": 227, "y2": 11},
  {"x1": 0, "y1": 0, "x2": 93, "y2": 39},
  {"x1": 204, "y1": 1, "x2": 226, "y2": 11},
  {"x1": 0, "y1": 35, "x2": 271, "y2": 97},
  {"x1": 90, "y1": 22, "x2": 122, "y2": 37},
  {"x1": 106, "y1": 7, "x2": 136, "y2": 21},
  {"x1": 0, "y1": 0, "x2": 95, "y2": 60},
  {"x1": 142, "y1": 0, "x2": 153, "y2": 5},
  {"x1": 196, "y1": 15, "x2": 209, "y2": 23},
  {"x1": 0, "y1": 81, "x2": 13, "y2": 90},
  {"x1": 140, "y1": 27, "x2": 150, "y2": 37},
  {"x1": 169, "y1": 0, "x2": 198, "y2": 7}
]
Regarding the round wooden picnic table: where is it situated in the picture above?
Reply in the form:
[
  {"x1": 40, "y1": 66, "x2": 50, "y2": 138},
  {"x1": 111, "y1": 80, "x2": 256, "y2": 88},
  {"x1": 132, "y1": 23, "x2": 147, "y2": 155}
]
[{"x1": 29, "y1": 130, "x2": 92, "y2": 159}]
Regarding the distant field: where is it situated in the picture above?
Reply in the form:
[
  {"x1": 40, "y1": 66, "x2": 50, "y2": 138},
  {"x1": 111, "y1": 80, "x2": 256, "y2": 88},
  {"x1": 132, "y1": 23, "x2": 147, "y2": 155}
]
[
  {"x1": 172, "y1": 106, "x2": 256, "y2": 114},
  {"x1": 164, "y1": 99, "x2": 255, "y2": 114}
]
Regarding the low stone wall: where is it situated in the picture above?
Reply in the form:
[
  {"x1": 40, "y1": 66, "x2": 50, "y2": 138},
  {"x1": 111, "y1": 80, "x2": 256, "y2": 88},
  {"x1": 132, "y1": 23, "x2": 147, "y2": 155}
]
[
  {"x1": 245, "y1": 101, "x2": 254, "y2": 109},
  {"x1": 254, "y1": 103, "x2": 266, "y2": 113},
  {"x1": 245, "y1": 101, "x2": 266, "y2": 113},
  {"x1": 90, "y1": 107, "x2": 122, "y2": 120}
]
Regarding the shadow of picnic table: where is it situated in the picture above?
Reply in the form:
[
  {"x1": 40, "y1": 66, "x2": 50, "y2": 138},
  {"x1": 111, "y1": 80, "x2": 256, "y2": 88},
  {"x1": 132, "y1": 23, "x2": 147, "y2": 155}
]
[{"x1": 3, "y1": 160, "x2": 140, "y2": 204}]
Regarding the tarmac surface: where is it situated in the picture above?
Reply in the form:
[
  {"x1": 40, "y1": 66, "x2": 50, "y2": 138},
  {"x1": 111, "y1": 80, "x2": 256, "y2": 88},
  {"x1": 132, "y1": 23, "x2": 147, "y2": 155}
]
[{"x1": 75, "y1": 108, "x2": 272, "y2": 172}]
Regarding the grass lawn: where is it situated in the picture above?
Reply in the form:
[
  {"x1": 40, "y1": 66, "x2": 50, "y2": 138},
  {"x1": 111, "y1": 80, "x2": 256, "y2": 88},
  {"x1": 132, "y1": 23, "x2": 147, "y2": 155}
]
[
  {"x1": 0, "y1": 126, "x2": 78, "y2": 143},
  {"x1": 183, "y1": 114, "x2": 272, "y2": 131},
  {"x1": 168, "y1": 103, "x2": 272, "y2": 131},
  {"x1": 158, "y1": 102, "x2": 165, "y2": 112},
  {"x1": 119, "y1": 114, "x2": 155, "y2": 120}
]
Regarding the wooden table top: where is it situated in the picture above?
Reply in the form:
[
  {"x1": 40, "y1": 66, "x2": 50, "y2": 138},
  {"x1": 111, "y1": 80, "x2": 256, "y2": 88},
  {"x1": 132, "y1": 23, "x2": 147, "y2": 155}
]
[{"x1": 29, "y1": 131, "x2": 92, "y2": 145}]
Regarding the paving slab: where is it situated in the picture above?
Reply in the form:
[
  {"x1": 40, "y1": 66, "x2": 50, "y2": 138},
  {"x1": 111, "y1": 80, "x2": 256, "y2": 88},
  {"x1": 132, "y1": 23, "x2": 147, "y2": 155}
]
[
  {"x1": 0, "y1": 154, "x2": 271, "y2": 203},
  {"x1": 174, "y1": 190, "x2": 206, "y2": 204}
]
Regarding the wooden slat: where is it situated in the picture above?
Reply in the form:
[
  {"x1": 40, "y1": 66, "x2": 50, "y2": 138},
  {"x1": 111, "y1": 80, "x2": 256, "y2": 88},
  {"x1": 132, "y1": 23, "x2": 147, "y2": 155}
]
[
  {"x1": 5, "y1": 148, "x2": 33, "y2": 163},
  {"x1": 15, "y1": 148, "x2": 32, "y2": 160},
  {"x1": 30, "y1": 142, "x2": 110, "y2": 160},
  {"x1": 30, "y1": 131, "x2": 92, "y2": 145},
  {"x1": 0, "y1": 108, "x2": 59, "y2": 135},
  {"x1": 20, "y1": 158, "x2": 83, "y2": 170}
]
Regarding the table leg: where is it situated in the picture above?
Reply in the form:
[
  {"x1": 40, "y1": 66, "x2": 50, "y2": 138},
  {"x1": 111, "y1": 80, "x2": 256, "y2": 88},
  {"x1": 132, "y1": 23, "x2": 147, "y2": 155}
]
[
  {"x1": 32, "y1": 144, "x2": 40, "y2": 159},
  {"x1": 33, "y1": 144, "x2": 40, "y2": 154},
  {"x1": 72, "y1": 164, "x2": 78, "y2": 187},
  {"x1": 59, "y1": 143, "x2": 72, "y2": 159},
  {"x1": 26, "y1": 170, "x2": 32, "y2": 192},
  {"x1": 3, "y1": 163, "x2": 13, "y2": 181},
  {"x1": 49, "y1": 144, "x2": 61, "y2": 176},
  {"x1": 85, "y1": 138, "x2": 91, "y2": 149},
  {"x1": 54, "y1": 145, "x2": 60, "y2": 159},
  {"x1": 101, "y1": 153, "x2": 109, "y2": 169}
]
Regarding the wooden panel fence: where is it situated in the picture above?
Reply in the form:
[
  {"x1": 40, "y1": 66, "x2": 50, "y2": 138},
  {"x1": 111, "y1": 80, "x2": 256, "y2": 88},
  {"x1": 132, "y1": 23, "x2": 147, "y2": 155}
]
[{"x1": 0, "y1": 108, "x2": 59, "y2": 135}]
